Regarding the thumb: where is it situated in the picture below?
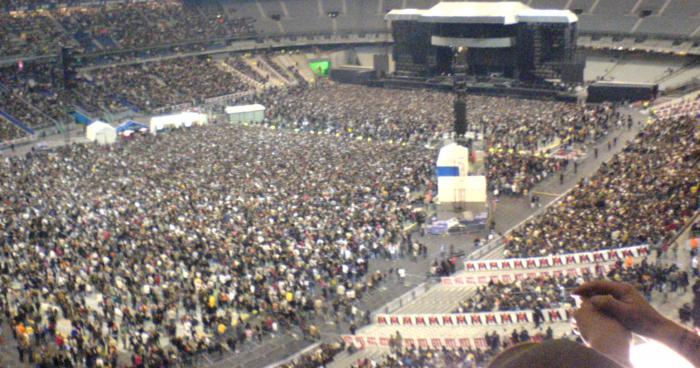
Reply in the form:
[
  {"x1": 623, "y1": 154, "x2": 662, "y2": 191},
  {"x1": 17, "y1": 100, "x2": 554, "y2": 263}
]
[{"x1": 590, "y1": 294, "x2": 628, "y2": 318}]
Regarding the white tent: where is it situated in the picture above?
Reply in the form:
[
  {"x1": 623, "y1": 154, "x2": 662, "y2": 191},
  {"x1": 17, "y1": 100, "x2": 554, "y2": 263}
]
[
  {"x1": 86, "y1": 121, "x2": 117, "y2": 145},
  {"x1": 225, "y1": 104, "x2": 265, "y2": 124},
  {"x1": 149, "y1": 112, "x2": 208, "y2": 134}
]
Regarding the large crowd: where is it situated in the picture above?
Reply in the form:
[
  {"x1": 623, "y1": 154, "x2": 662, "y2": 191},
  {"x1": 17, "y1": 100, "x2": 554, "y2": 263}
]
[
  {"x1": 0, "y1": 98, "x2": 28, "y2": 141},
  {"x1": 0, "y1": 3, "x2": 696, "y2": 368},
  {"x1": 0, "y1": 53, "x2": 299, "y2": 142},
  {"x1": 252, "y1": 82, "x2": 619, "y2": 197},
  {"x1": 257, "y1": 82, "x2": 618, "y2": 148},
  {"x1": 0, "y1": 1, "x2": 255, "y2": 58},
  {"x1": 1, "y1": 58, "x2": 620, "y2": 200},
  {"x1": 0, "y1": 123, "x2": 434, "y2": 366},
  {"x1": 351, "y1": 328, "x2": 557, "y2": 368},
  {"x1": 90, "y1": 57, "x2": 251, "y2": 110},
  {"x1": 0, "y1": 71, "x2": 619, "y2": 204},
  {"x1": 0, "y1": 9, "x2": 78, "y2": 58},
  {"x1": 279, "y1": 342, "x2": 345, "y2": 368},
  {"x1": 485, "y1": 152, "x2": 562, "y2": 197},
  {"x1": 455, "y1": 275, "x2": 578, "y2": 313},
  {"x1": 0, "y1": 62, "x2": 74, "y2": 124},
  {"x1": 0, "y1": 56, "x2": 259, "y2": 138},
  {"x1": 0, "y1": 89, "x2": 48, "y2": 136},
  {"x1": 456, "y1": 259, "x2": 687, "y2": 314},
  {"x1": 503, "y1": 115, "x2": 700, "y2": 257}
]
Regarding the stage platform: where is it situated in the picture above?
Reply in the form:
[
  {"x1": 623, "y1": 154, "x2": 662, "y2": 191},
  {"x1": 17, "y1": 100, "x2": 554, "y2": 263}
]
[{"x1": 367, "y1": 76, "x2": 578, "y2": 102}]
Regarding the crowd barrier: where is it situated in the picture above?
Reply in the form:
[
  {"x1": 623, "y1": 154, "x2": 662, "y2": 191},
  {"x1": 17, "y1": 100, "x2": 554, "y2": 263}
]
[
  {"x1": 441, "y1": 264, "x2": 608, "y2": 286},
  {"x1": 205, "y1": 90, "x2": 255, "y2": 105},
  {"x1": 375, "y1": 307, "x2": 572, "y2": 327},
  {"x1": 464, "y1": 244, "x2": 648, "y2": 271},
  {"x1": 342, "y1": 333, "x2": 548, "y2": 350},
  {"x1": 152, "y1": 102, "x2": 192, "y2": 114}
]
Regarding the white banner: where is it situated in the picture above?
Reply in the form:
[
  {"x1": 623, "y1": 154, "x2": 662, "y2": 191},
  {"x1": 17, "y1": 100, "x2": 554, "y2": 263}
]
[
  {"x1": 464, "y1": 245, "x2": 648, "y2": 271},
  {"x1": 375, "y1": 308, "x2": 572, "y2": 327},
  {"x1": 442, "y1": 264, "x2": 610, "y2": 286},
  {"x1": 342, "y1": 332, "x2": 548, "y2": 350}
]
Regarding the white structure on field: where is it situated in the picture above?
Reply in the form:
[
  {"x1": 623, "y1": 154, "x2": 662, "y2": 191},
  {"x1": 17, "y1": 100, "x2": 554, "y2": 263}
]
[
  {"x1": 149, "y1": 112, "x2": 208, "y2": 134},
  {"x1": 436, "y1": 143, "x2": 486, "y2": 204},
  {"x1": 225, "y1": 104, "x2": 266, "y2": 124},
  {"x1": 86, "y1": 121, "x2": 117, "y2": 144}
]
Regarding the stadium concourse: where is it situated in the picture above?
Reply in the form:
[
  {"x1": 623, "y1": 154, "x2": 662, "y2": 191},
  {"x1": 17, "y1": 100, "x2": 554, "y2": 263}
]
[
  {"x1": 1, "y1": 2, "x2": 700, "y2": 368},
  {"x1": 0, "y1": 57, "x2": 698, "y2": 368},
  {"x1": 2, "y1": 92, "x2": 696, "y2": 365},
  {"x1": 0, "y1": 81, "x2": 632, "y2": 367}
]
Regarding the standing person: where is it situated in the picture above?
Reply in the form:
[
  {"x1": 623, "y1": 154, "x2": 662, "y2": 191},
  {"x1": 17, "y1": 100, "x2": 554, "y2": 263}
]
[
  {"x1": 491, "y1": 331, "x2": 500, "y2": 351},
  {"x1": 519, "y1": 328, "x2": 530, "y2": 342},
  {"x1": 533, "y1": 306, "x2": 544, "y2": 329},
  {"x1": 690, "y1": 237, "x2": 698, "y2": 258},
  {"x1": 693, "y1": 280, "x2": 700, "y2": 329},
  {"x1": 680, "y1": 270, "x2": 689, "y2": 294},
  {"x1": 692, "y1": 256, "x2": 698, "y2": 277}
]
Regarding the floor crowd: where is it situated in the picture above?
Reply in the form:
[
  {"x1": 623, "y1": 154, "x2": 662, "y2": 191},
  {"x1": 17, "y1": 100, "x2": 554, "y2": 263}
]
[{"x1": 0, "y1": 123, "x2": 434, "y2": 366}]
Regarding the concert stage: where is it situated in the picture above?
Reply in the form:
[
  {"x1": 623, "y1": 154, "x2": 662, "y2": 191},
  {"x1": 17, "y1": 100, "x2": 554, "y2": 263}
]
[
  {"x1": 386, "y1": 2, "x2": 584, "y2": 84},
  {"x1": 367, "y1": 75, "x2": 578, "y2": 102}
]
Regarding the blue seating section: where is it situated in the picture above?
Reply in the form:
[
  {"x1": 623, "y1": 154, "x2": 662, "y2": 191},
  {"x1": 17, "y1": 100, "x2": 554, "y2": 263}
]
[{"x1": 0, "y1": 109, "x2": 36, "y2": 134}]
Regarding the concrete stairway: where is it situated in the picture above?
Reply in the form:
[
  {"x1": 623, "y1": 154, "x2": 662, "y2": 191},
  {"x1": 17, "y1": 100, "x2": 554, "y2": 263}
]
[
  {"x1": 289, "y1": 53, "x2": 317, "y2": 83},
  {"x1": 255, "y1": 56, "x2": 292, "y2": 85},
  {"x1": 271, "y1": 54, "x2": 298, "y2": 81},
  {"x1": 218, "y1": 60, "x2": 265, "y2": 90},
  {"x1": 243, "y1": 57, "x2": 286, "y2": 87}
]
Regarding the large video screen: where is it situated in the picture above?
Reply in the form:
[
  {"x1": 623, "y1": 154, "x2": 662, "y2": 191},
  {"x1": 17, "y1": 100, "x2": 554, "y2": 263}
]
[{"x1": 309, "y1": 60, "x2": 330, "y2": 76}]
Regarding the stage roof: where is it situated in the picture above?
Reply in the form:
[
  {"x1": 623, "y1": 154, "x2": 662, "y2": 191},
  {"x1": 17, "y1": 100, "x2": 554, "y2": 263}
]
[{"x1": 385, "y1": 1, "x2": 577, "y2": 24}]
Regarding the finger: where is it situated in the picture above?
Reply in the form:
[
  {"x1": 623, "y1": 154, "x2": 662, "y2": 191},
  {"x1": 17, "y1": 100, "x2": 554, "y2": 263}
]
[
  {"x1": 573, "y1": 280, "x2": 631, "y2": 299},
  {"x1": 590, "y1": 294, "x2": 629, "y2": 319},
  {"x1": 573, "y1": 301, "x2": 595, "y2": 342}
]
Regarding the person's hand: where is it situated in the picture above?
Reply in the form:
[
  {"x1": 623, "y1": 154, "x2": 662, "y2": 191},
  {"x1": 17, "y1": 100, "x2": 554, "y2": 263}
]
[
  {"x1": 573, "y1": 280, "x2": 668, "y2": 337},
  {"x1": 574, "y1": 299, "x2": 632, "y2": 367},
  {"x1": 576, "y1": 281, "x2": 700, "y2": 368}
]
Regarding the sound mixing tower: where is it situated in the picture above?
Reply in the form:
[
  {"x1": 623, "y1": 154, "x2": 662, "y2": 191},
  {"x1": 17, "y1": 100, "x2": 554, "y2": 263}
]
[{"x1": 452, "y1": 66, "x2": 470, "y2": 148}]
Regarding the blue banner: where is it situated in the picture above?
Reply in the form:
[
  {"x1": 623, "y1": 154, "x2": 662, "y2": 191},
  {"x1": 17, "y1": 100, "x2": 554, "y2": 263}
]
[{"x1": 436, "y1": 166, "x2": 460, "y2": 177}]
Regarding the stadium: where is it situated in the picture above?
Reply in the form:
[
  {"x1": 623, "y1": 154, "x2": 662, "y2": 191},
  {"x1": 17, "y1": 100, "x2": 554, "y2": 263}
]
[{"x1": 0, "y1": 0, "x2": 699, "y2": 367}]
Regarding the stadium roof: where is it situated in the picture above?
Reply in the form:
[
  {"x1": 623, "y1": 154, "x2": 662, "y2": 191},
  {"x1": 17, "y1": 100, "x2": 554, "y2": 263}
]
[{"x1": 385, "y1": 1, "x2": 577, "y2": 25}]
